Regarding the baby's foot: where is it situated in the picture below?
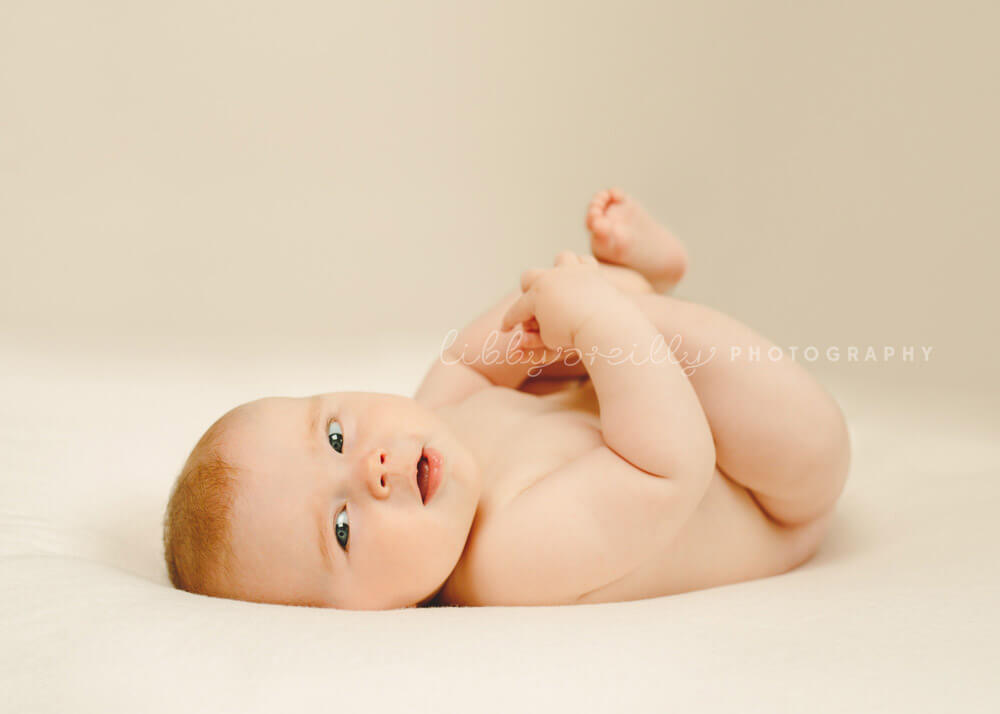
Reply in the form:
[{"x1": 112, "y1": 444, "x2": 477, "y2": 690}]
[{"x1": 586, "y1": 188, "x2": 688, "y2": 292}]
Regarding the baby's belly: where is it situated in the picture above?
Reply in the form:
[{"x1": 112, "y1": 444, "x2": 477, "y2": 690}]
[{"x1": 576, "y1": 469, "x2": 828, "y2": 604}]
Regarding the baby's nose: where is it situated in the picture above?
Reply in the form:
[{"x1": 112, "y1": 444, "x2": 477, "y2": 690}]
[{"x1": 363, "y1": 448, "x2": 390, "y2": 499}]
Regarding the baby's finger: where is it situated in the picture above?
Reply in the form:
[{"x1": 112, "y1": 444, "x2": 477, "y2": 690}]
[
  {"x1": 580, "y1": 255, "x2": 599, "y2": 266},
  {"x1": 554, "y1": 250, "x2": 580, "y2": 267},
  {"x1": 511, "y1": 328, "x2": 547, "y2": 352},
  {"x1": 500, "y1": 292, "x2": 535, "y2": 332},
  {"x1": 520, "y1": 268, "x2": 545, "y2": 292}
]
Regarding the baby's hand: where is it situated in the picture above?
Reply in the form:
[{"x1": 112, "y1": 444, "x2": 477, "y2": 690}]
[{"x1": 500, "y1": 251, "x2": 625, "y2": 352}]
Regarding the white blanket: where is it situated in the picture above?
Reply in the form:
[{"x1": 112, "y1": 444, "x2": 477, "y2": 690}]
[{"x1": 2, "y1": 330, "x2": 997, "y2": 713}]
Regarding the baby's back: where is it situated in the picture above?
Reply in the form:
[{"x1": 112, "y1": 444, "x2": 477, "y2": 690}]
[{"x1": 436, "y1": 379, "x2": 827, "y2": 606}]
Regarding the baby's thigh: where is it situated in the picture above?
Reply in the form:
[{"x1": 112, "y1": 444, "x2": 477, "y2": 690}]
[{"x1": 596, "y1": 263, "x2": 655, "y2": 295}]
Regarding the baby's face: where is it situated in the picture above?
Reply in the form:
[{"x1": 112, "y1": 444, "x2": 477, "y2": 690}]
[{"x1": 217, "y1": 392, "x2": 481, "y2": 609}]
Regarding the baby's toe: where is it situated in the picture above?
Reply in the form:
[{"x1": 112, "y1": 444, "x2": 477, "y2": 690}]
[
  {"x1": 586, "y1": 191, "x2": 610, "y2": 228},
  {"x1": 589, "y1": 214, "x2": 614, "y2": 242},
  {"x1": 554, "y1": 250, "x2": 580, "y2": 266},
  {"x1": 589, "y1": 189, "x2": 611, "y2": 210},
  {"x1": 590, "y1": 217, "x2": 629, "y2": 263}
]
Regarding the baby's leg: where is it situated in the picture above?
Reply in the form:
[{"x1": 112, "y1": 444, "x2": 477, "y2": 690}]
[
  {"x1": 584, "y1": 190, "x2": 847, "y2": 526},
  {"x1": 533, "y1": 254, "x2": 848, "y2": 527},
  {"x1": 631, "y1": 292, "x2": 850, "y2": 528},
  {"x1": 527, "y1": 265, "x2": 846, "y2": 525}
]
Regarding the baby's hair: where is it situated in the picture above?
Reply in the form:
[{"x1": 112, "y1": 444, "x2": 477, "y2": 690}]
[{"x1": 163, "y1": 416, "x2": 238, "y2": 596}]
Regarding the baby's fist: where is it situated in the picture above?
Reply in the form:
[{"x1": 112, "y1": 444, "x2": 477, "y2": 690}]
[{"x1": 501, "y1": 252, "x2": 623, "y2": 352}]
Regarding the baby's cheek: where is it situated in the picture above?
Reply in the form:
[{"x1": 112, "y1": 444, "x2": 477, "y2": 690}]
[
  {"x1": 357, "y1": 546, "x2": 426, "y2": 608},
  {"x1": 389, "y1": 522, "x2": 441, "y2": 572}
]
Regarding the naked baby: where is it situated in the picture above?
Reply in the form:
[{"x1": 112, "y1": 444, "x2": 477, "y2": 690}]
[{"x1": 163, "y1": 189, "x2": 850, "y2": 609}]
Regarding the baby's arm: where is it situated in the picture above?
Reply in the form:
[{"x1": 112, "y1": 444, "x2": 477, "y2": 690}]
[
  {"x1": 573, "y1": 294, "x2": 716, "y2": 480},
  {"x1": 450, "y1": 255, "x2": 715, "y2": 605},
  {"x1": 414, "y1": 289, "x2": 530, "y2": 410}
]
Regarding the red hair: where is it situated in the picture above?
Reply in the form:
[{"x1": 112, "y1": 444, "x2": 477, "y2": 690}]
[{"x1": 163, "y1": 417, "x2": 238, "y2": 595}]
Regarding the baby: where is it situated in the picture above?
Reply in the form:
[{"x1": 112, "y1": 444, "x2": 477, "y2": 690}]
[{"x1": 164, "y1": 189, "x2": 850, "y2": 609}]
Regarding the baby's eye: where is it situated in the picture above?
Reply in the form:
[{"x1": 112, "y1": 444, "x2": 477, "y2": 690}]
[
  {"x1": 334, "y1": 507, "x2": 350, "y2": 551},
  {"x1": 328, "y1": 420, "x2": 344, "y2": 453}
]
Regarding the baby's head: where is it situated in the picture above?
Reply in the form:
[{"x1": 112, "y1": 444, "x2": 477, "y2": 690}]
[{"x1": 164, "y1": 392, "x2": 481, "y2": 609}]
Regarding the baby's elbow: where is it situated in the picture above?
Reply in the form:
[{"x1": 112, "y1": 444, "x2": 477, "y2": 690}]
[{"x1": 659, "y1": 431, "x2": 716, "y2": 495}]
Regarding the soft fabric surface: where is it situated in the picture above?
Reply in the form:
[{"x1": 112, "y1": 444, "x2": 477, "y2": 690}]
[{"x1": 2, "y1": 329, "x2": 997, "y2": 713}]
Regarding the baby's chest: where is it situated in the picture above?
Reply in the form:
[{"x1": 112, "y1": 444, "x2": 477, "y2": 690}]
[{"x1": 463, "y1": 385, "x2": 605, "y2": 515}]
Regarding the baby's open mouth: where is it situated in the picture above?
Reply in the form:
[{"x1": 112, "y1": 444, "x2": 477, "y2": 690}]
[
  {"x1": 415, "y1": 447, "x2": 443, "y2": 505},
  {"x1": 416, "y1": 453, "x2": 430, "y2": 504}
]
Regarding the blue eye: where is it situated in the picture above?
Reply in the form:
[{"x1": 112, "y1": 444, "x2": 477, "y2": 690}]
[
  {"x1": 328, "y1": 420, "x2": 344, "y2": 453},
  {"x1": 334, "y1": 507, "x2": 349, "y2": 550}
]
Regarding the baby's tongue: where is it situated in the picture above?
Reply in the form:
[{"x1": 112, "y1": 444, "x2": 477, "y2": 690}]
[{"x1": 416, "y1": 456, "x2": 430, "y2": 503}]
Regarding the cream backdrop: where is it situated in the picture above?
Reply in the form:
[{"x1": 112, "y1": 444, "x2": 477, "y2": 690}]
[{"x1": 2, "y1": 0, "x2": 997, "y2": 412}]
